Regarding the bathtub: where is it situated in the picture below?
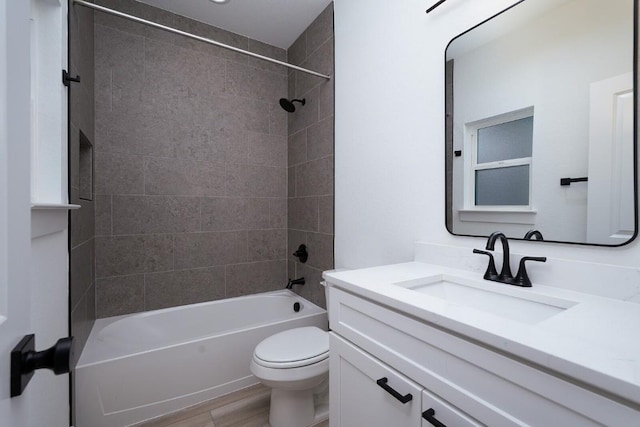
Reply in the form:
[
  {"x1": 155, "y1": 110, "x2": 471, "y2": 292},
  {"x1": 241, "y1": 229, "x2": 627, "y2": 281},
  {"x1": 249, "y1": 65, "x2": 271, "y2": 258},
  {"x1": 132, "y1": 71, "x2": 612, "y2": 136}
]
[{"x1": 75, "y1": 290, "x2": 328, "y2": 427}]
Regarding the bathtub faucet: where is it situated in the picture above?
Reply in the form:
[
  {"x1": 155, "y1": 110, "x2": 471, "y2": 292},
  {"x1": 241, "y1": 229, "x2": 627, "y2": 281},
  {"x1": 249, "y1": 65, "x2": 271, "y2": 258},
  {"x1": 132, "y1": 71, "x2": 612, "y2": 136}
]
[{"x1": 286, "y1": 277, "x2": 305, "y2": 289}]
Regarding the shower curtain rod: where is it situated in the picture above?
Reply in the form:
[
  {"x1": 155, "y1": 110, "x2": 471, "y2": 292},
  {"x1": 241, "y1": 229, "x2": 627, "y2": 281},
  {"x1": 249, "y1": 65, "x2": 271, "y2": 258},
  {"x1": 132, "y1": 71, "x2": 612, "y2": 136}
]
[{"x1": 73, "y1": 0, "x2": 332, "y2": 80}]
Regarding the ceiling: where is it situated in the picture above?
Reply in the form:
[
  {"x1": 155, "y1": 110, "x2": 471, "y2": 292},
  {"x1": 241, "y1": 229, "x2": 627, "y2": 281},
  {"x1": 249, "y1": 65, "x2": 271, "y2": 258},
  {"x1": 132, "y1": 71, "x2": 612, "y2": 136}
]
[{"x1": 135, "y1": 0, "x2": 332, "y2": 49}]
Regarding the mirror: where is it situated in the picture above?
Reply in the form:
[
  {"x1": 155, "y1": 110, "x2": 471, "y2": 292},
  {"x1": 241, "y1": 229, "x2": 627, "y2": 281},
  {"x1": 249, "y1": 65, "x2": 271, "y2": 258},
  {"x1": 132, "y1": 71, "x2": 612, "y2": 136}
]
[{"x1": 445, "y1": 0, "x2": 637, "y2": 246}]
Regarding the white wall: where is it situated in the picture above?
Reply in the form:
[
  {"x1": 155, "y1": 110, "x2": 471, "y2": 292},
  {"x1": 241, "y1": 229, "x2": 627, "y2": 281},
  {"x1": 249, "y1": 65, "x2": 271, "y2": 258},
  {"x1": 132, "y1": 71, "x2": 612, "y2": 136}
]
[
  {"x1": 334, "y1": 0, "x2": 640, "y2": 276},
  {"x1": 451, "y1": 0, "x2": 633, "y2": 241}
]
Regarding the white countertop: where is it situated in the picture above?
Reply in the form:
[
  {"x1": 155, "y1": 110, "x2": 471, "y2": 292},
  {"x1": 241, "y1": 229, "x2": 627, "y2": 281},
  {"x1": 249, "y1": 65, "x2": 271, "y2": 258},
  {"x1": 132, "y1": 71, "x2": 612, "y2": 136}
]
[{"x1": 324, "y1": 261, "x2": 640, "y2": 406}]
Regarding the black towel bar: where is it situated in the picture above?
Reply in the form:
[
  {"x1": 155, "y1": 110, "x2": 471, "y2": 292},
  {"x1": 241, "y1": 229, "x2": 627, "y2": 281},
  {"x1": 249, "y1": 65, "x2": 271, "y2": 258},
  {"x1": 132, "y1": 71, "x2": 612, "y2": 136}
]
[
  {"x1": 426, "y1": 0, "x2": 447, "y2": 14},
  {"x1": 560, "y1": 177, "x2": 588, "y2": 186}
]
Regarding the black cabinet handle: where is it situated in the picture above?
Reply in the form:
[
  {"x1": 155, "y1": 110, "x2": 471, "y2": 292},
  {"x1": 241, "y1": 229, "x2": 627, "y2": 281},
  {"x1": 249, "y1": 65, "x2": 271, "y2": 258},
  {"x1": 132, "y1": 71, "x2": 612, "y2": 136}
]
[
  {"x1": 422, "y1": 408, "x2": 447, "y2": 427},
  {"x1": 376, "y1": 377, "x2": 413, "y2": 404}
]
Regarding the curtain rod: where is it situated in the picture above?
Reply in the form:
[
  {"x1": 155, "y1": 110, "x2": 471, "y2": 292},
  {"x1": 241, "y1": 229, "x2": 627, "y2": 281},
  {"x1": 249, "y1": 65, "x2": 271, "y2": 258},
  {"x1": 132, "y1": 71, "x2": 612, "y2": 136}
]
[{"x1": 73, "y1": 0, "x2": 332, "y2": 80}]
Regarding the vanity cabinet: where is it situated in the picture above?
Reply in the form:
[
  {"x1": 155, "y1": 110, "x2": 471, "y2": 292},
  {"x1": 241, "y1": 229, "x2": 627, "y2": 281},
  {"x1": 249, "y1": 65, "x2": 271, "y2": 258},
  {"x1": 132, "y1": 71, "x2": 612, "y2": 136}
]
[
  {"x1": 331, "y1": 332, "x2": 479, "y2": 427},
  {"x1": 328, "y1": 286, "x2": 640, "y2": 426}
]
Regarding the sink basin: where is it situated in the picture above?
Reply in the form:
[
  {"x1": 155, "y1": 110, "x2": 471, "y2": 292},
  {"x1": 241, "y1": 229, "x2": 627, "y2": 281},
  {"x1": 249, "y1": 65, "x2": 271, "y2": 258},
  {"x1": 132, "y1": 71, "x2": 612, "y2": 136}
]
[{"x1": 394, "y1": 275, "x2": 577, "y2": 324}]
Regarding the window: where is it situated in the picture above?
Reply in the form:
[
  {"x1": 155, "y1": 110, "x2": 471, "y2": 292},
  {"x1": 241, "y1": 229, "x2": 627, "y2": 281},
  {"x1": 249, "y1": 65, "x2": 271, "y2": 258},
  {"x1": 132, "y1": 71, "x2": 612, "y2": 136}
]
[{"x1": 465, "y1": 108, "x2": 534, "y2": 209}]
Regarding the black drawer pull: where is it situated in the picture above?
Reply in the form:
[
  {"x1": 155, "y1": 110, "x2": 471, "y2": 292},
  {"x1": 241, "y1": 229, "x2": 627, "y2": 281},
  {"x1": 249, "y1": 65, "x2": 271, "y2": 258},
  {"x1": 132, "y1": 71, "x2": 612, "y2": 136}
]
[
  {"x1": 376, "y1": 377, "x2": 413, "y2": 404},
  {"x1": 422, "y1": 408, "x2": 447, "y2": 427}
]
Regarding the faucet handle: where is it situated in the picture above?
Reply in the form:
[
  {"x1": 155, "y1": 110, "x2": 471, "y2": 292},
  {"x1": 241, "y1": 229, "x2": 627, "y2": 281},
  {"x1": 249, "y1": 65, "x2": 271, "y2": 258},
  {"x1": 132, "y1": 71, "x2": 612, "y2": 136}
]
[
  {"x1": 513, "y1": 256, "x2": 547, "y2": 287},
  {"x1": 473, "y1": 249, "x2": 499, "y2": 281}
]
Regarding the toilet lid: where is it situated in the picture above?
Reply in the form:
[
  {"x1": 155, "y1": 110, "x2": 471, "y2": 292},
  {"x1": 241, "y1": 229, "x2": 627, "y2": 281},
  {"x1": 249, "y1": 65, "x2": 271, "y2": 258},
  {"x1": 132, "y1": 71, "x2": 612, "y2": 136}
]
[{"x1": 254, "y1": 327, "x2": 329, "y2": 368}]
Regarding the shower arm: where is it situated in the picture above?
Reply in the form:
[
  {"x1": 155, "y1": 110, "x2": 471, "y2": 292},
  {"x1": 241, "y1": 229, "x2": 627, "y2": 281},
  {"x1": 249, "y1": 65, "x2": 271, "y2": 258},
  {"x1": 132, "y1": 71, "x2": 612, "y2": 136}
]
[{"x1": 72, "y1": 0, "x2": 331, "y2": 80}]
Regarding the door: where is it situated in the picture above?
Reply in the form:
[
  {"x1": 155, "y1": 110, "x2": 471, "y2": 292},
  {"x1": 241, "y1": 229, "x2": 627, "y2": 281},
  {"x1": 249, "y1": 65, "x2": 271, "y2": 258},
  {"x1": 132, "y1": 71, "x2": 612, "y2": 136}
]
[
  {"x1": 330, "y1": 333, "x2": 422, "y2": 427},
  {"x1": 0, "y1": 0, "x2": 70, "y2": 426},
  {"x1": 586, "y1": 72, "x2": 635, "y2": 244}
]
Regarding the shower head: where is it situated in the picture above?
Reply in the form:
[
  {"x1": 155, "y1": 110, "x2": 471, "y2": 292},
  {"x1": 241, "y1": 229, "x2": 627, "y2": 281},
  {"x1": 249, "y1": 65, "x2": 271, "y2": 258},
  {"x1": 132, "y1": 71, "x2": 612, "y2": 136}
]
[{"x1": 279, "y1": 98, "x2": 306, "y2": 113}]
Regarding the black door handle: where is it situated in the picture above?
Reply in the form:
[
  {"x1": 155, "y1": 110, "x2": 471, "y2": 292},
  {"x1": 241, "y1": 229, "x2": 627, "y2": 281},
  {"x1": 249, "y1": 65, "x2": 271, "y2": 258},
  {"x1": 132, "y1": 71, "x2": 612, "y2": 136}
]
[
  {"x1": 376, "y1": 377, "x2": 413, "y2": 404},
  {"x1": 422, "y1": 408, "x2": 447, "y2": 427},
  {"x1": 11, "y1": 334, "x2": 75, "y2": 397}
]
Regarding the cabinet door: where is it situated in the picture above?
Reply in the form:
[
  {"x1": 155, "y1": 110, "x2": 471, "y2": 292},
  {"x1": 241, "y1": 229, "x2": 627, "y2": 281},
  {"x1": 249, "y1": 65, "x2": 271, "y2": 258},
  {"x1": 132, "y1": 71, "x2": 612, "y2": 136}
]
[
  {"x1": 421, "y1": 389, "x2": 481, "y2": 427},
  {"x1": 330, "y1": 333, "x2": 422, "y2": 427}
]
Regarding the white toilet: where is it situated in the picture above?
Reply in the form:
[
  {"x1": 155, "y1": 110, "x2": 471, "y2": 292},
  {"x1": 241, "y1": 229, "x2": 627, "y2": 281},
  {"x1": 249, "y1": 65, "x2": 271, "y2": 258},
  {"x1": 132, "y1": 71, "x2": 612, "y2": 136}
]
[{"x1": 250, "y1": 326, "x2": 330, "y2": 427}]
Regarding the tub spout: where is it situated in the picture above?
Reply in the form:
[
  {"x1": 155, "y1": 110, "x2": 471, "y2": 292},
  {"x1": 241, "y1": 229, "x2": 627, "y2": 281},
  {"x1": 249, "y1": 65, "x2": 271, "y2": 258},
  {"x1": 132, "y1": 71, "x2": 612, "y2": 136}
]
[{"x1": 286, "y1": 277, "x2": 305, "y2": 289}]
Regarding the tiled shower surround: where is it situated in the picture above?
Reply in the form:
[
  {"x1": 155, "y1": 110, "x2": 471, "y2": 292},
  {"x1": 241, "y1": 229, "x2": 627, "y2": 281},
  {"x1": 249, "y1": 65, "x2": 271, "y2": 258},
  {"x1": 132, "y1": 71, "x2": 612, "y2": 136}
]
[
  {"x1": 93, "y1": 0, "x2": 334, "y2": 317},
  {"x1": 287, "y1": 5, "x2": 335, "y2": 308}
]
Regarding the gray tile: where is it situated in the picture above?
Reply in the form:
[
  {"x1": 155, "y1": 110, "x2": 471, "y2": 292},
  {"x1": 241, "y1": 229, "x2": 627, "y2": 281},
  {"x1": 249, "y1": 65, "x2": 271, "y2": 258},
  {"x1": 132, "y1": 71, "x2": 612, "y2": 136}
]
[
  {"x1": 288, "y1": 32, "x2": 306, "y2": 66},
  {"x1": 94, "y1": 24, "x2": 145, "y2": 111},
  {"x1": 306, "y1": 232, "x2": 334, "y2": 271},
  {"x1": 86, "y1": 282, "x2": 97, "y2": 326},
  {"x1": 96, "y1": 234, "x2": 173, "y2": 278},
  {"x1": 145, "y1": 268, "x2": 225, "y2": 310},
  {"x1": 70, "y1": 291, "x2": 95, "y2": 367},
  {"x1": 269, "y1": 198, "x2": 287, "y2": 229},
  {"x1": 306, "y1": 4, "x2": 334, "y2": 56},
  {"x1": 94, "y1": 151, "x2": 144, "y2": 195},
  {"x1": 248, "y1": 39, "x2": 288, "y2": 75},
  {"x1": 318, "y1": 78, "x2": 334, "y2": 121},
  {"x1": 226, "y1": 164, "x2": 287, "y2": 198},
  {"x1": 288, "y1": 129, "x2": 307, "y2": 167},
  {"x1": 96, "y1": 99, "x2": 176, "y2": 159},
  {"x1": 288, "y1": 259, "x2": 296, "y2": 281},
  {"x1": 95, "y1": 0, "x2": 175, "y2": 43},
  {"x1": 248, "y1": 229, "x2": 287, "y2": 261},
  {"x1": 296, "y1": 38, "x2": 334, "y2": 98},
  {"x1": 70, "y1": 188, "x2": 95, "y2": 249},
  {"x1": 296, "y1": 156, "x2": 333, "y2": 196},
  {"x1": 288, "y1": 69, "x2": 296, "y2": 100},
  {"x1": 318, "y1": 195, "x2": 334, "y2": 234},
  {"x1": 248, "y1": 132, "x2": 287, "y2": 167},
  {"x1": 201, "y1": 197, "x2": 270, "y2": 231},
  {"x1": 289, "y1": 86, "x2": 319, "y2": 134},
  {"x1": 144, "y1": 157, "x2": 225, "y2": 197},
  {"x1": 288, "y1": 229, "x2": 307, "y2": 256},
  {"x1": 96, "y1": 274, "x2": 145, "y2": 318},
  {"x1": 307, "y1": 116, "x2": 333, "y2": 160},
  {"x1": 70, "y1": 85, "x2": 95, "y2": 148},
  {"x1": 95, "y1": 195, "x2": 112, "y2": 236},
  {"x1": 174, "y1": 231, "x2": 247, "y2": 269},
  {"x1": 175, "y1": 109, "x2": 248, "y2": 164},
  {"x1": 288, "y1": 197, "x2": 318, "y2": 232},
  {"x1": 212, "y1": 93, "x2": 270, "y2": 134},
  {"x1": 144, "y1": 38, "x2": 226, "y2": 98},
  {"x1": 69, "y1": 123, "x2": 80, "y2": 190},
  {"x1": 173, "y1": 14, "x2": 249, "y2": 63},
  {"x1": 288, "y1": 166, "x2": 296, "y2": 198},
  {"x1": 295, "y1": 263, "x2": 327, "y2": 309},
  {"x1": 112, "y1": 195, "x2": 201, "y2": 234},
  {"x1": 269, "y1": 103, "x2": 288, "y2": 137},
  {"x1": 70, "y1": 239, "x2": 95, "y2": 310},
  {"x1": 226, "y1": 261, "x2": 287, "y2": 297},
  {"x1": 226, "y1": 61, "x2": 287, "y2": 103},
  {"x1": 288, "y1": 229, "x2": 307, "y2": 279}
]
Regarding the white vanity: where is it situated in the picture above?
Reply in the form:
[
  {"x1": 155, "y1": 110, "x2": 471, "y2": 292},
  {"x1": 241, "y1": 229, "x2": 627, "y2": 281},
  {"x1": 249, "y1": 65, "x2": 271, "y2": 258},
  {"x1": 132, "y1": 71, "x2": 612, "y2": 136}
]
[{"x1": 323, "y1": 244, "x2": 640, "y2": 426}]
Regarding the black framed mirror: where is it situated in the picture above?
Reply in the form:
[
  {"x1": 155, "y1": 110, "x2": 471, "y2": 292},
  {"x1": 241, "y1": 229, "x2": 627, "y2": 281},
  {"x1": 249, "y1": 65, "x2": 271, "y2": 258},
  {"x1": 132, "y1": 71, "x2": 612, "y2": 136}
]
[{"x1": 445, "y1": 0, "x2": 637, "y2": 246}]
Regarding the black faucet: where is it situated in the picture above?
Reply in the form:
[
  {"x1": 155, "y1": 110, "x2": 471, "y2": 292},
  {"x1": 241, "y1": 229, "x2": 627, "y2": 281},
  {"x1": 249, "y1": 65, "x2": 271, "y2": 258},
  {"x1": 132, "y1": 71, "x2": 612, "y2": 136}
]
[
  {"x1": 474, "y1": 232, "x2": 546, "y2": 287},
  {"x1": 486, "y1": 232, "x2": 513, "y2": 282},
  {"x1": 286, "y1": 277, "x2": 305, "y2": 289},
  {"x1": 524, "y1": 229, "x2": 544, "y2": 240}
]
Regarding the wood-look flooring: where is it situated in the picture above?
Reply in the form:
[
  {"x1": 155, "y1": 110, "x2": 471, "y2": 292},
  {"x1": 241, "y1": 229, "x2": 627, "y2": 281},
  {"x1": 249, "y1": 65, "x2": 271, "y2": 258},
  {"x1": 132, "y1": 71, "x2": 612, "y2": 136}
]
[{"x1": 136, "y1": 384, "x2": 329, "y2": 427}]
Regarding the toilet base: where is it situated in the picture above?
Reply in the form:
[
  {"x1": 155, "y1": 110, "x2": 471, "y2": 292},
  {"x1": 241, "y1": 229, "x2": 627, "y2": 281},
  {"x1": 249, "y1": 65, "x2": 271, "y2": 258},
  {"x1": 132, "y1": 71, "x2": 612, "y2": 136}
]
[{"x1": 269, "y1": 388, "x2": 315, "y2": 427}]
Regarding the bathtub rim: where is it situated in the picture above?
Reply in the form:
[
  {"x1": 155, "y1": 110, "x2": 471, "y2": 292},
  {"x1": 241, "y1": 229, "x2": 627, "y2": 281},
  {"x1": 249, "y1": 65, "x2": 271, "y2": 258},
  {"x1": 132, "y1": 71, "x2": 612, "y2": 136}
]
[{"x1": 76, "y1": 289, "x2": 326, "y2": 368}]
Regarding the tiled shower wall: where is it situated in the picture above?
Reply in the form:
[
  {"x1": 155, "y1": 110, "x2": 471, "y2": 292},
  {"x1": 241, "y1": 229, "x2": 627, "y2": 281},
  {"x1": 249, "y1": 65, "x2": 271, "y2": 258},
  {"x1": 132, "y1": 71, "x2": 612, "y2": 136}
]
[
  {"x1": 94, "y1": 0, "x2": 291, "y2": 317},
  {"x1": 69, "y1": 0, "x2": 96, "y2": 362},
  {"x1": 287, "y1": 4, "x2": 335, "y2": 309}
]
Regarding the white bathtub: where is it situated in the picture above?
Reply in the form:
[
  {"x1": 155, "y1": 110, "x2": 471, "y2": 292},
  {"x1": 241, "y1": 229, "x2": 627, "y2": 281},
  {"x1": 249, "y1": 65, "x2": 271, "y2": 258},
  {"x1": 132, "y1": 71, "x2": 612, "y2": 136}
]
[{"x1": 75, "y1": 290, "x2": 328, "y2": 427}]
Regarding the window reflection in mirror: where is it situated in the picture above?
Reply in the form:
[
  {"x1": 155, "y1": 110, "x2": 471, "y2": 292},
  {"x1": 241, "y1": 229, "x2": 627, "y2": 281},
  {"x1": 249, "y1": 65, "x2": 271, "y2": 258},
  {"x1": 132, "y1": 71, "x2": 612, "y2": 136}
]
[{"x1": 445, "y1": 0, "x2": 637, "y2": 246}]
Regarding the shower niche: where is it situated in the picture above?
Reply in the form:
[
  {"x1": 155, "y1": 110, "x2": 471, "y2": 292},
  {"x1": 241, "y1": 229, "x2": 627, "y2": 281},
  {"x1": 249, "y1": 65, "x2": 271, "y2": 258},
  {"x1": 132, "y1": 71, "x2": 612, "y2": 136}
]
[{"x1": 78, "y1": 129, "x2": 93, "y2": 201}]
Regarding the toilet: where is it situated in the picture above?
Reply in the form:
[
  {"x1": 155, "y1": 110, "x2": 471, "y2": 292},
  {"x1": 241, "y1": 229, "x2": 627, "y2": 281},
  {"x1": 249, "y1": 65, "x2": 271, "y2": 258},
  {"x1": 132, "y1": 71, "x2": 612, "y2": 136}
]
[{"x1": 250, "y1": 326, "x2": 329, "y2": 427}]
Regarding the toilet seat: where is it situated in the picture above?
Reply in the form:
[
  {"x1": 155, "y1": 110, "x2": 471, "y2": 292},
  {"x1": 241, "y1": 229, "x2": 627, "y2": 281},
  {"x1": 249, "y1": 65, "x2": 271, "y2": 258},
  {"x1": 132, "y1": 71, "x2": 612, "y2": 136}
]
[{"x1": 253, "y1": 326, "x2": 329, "y2": 369}]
